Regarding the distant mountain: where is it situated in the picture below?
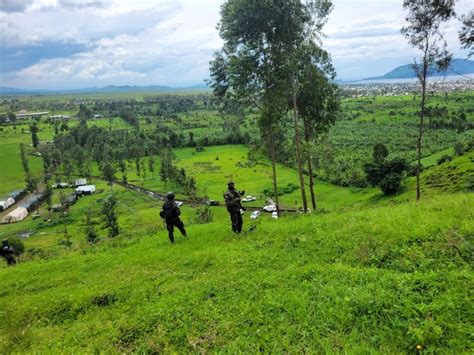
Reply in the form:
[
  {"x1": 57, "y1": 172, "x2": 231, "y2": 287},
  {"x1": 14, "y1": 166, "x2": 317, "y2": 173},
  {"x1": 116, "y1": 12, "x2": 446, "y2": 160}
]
[
  {"x1": 0, "y1": 84, "x2": 210, "y2": 96},
  {"x1": 0, "y1": 86, "x2": 29, "y2": 94},
  {"x1": 362, "y1": 58, "x2": 474, "y2": 81}
]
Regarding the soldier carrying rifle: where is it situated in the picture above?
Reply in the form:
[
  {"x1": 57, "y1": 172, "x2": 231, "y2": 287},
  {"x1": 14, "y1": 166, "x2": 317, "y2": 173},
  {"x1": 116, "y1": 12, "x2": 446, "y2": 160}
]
[
  {"x1": 224, "y1": 181, "x2": 245, "y2": 234},
  {"x1": 1, "y1": 240, "x2": 16, "y2": 266}
]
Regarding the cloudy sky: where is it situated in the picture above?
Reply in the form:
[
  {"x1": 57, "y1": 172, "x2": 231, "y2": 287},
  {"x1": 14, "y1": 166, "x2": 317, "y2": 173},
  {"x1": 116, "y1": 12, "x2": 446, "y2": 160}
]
[{"x1": 0, "y1": 0, "x2": 471, "y2": 89}]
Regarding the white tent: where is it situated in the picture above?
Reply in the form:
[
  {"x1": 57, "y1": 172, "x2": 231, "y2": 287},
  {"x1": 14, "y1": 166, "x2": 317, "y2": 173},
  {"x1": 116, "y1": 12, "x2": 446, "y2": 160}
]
[
  {"x1": 2, "y1": 207, "x2": 28, "y2": 224},
  {"x1": 76, "y1": 185, "x2": 96, "y2": 195},
  {"x1": 0, "y1": 197, "x2": 15, "y2": 210}
]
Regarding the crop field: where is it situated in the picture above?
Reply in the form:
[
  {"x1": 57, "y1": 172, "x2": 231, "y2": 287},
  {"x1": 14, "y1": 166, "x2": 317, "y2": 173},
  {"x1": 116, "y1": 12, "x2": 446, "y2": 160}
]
[{"x1": 0, "y1": 91, "x2": 472, "y2": 352}]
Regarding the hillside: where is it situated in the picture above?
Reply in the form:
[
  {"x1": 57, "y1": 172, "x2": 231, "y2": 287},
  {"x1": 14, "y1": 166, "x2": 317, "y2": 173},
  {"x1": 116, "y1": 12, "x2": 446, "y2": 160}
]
[
  {"x1": 0, "y1": 84, "x2": 209, "y2": 96},
  {"x1": 363, "y1": 58, "x2": 474, "y2": 81},
  {"x1": 0, "y1": 153, "x2": 473, "y2": 353}
]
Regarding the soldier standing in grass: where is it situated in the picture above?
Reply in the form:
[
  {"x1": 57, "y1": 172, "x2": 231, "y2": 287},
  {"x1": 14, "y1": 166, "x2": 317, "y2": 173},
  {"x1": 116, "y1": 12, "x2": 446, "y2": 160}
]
[
  {"x1": 1, "y1": 240, "x2": 16, "y2": 266},
  {"x1": 224, "y1": 181, "x2": 245, "y2": 234},
  {"x1": 160, "y1": 192, "x2": 187, "y2": 244}
]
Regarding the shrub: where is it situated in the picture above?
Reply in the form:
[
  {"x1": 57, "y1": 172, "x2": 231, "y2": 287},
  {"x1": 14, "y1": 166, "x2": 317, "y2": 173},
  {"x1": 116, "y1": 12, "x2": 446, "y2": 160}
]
[
  {"x1": 7, "y1": 237, "x2": 25, "y2": 256},
  {"x1": 453, "y1": 142, "x2": 465, "y2": 156},
  {"x1": 379, "y1": 173, "x2": 403, "y2": 195},
  {"x1": 263, "y1": 183, "x2": 299, "y2": 197},
  {"x1": 195, "y1": 204, "x2": 213, "y2": 224},
  {"x1": 437, "y1": 155, "x2": 452, "y2": 165}
]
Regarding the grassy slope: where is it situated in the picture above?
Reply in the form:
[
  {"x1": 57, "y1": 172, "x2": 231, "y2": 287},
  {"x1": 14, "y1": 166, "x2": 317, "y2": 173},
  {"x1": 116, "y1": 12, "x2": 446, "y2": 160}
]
[
  {"x1": 0, "y1": 144, "x2": 379, "y2": 250},
  {"x1": 0, "y1": 195, "x2": 471, "y2": 353},
  {"x1": 0, "y1": 157, "x2": 472, "y2": 353}
]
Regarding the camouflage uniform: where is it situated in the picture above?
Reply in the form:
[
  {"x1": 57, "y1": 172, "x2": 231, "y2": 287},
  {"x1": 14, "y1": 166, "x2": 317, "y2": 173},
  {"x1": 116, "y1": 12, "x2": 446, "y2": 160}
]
[
  {"x1": 162, "y1": 199, "x2": 187, "y2": 243},
  {"x1": 1, "y1": 240, "x2": 16, "y2": 266},
  {"x1": 224, "y1": 183, "x2": 244, "y2": 234}
]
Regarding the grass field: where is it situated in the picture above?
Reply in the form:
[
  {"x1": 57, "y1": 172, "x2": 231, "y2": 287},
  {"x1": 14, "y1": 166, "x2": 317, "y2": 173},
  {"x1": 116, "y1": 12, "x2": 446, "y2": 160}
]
[{"x1": 0, "y1": 192, "x2": 472, "y2": 353}]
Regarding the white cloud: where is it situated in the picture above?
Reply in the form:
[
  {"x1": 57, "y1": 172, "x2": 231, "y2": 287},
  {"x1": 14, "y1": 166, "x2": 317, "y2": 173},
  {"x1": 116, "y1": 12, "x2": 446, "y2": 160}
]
[{"x1": 0, "y1": 0, "x2": 471, "y2": 88}]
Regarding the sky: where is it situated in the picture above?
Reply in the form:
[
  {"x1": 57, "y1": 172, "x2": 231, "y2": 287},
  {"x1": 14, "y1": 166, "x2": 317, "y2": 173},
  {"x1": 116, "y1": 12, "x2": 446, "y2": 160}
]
[{"x1": 0, "y1": 0, "x2": 472, "y2": 89}]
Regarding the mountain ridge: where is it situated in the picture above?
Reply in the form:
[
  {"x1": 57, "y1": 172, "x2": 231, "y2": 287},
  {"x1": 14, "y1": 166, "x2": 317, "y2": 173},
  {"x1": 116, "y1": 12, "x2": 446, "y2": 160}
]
[
  {"x1": 0, "y1": 84, "x2": 209, "y2": 96},
  {"x1": 362, "y1": 58, "x2": 474, "y2": 81}
]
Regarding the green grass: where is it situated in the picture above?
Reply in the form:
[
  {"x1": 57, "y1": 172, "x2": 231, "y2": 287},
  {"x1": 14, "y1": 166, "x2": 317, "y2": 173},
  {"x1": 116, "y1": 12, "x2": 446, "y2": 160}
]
[
  {"x1": 0, "y1": 192, "x2": 472, "y2": 353},
  {"x1": 0, "y1": 92, "x2": 472, "y2": 352}
]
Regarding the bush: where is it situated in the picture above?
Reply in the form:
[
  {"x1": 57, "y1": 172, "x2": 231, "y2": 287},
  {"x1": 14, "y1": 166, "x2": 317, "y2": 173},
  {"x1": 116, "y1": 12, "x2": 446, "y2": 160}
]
[
  {"x1": 195, "y1": 204, "x2": 213, "y2": 224},
  {"x1": 7, "y1": 237, "x2": 25, "y2": 256},
  {"x1": 379, "y1": 173, "x2": 403, "y2": 195},
  {"x1": 453, "y1": 142, "x2": 465, "y2": 156},
  {"x1": 437, "y1": 155, "x2": 452, "y2": 165},
  {"x1": 263, "y1": 183, "x2": 299, "y2": 197}
]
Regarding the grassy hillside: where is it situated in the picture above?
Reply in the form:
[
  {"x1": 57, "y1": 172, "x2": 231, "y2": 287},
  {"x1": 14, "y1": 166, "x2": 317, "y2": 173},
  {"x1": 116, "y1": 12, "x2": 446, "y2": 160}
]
[
  {"x1": 0, "y1": 193, "x2": 472, "y2": 353},
  {"x1": 0, "y1": 92, "x2": 472, "y2": 352}
]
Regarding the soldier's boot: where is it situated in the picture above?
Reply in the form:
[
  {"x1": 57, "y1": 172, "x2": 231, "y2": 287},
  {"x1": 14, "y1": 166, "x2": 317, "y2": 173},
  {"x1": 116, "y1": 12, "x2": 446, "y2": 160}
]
[{"x1": 168, "y1": 232, "x2": 175, "y2": 244}]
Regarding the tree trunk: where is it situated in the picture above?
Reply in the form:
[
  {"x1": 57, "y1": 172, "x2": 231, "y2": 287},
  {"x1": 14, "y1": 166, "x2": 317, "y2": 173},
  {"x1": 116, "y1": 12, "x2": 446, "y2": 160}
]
[
  {"x1": 291, "y1": 79, "x2": 308, "y2": 212},
  {"x1": 303, "y1": 117, "x2": 317, "y2": 210},
  {"x1": 416, "y1": 44, "x2": 429, "y2": 201},
  {"x1": 269, "y1": 126, "x2": 281, "y2": 217},
  {"x1": 307, "y1": 158, "x2": 317, "y2": 210}
]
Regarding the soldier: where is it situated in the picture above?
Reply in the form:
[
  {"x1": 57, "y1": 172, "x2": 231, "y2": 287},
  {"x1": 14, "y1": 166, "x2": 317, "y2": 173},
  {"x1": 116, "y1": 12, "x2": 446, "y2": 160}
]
[
  {"x1": 224, "y1": 181, "x2": 245, "y2": 234},
  {"x1": 1, "y1": 240, "x2": 16, "y2": 266},
  {"x1": 160, "y1": 192, "x2": 187, "y2": 244}
]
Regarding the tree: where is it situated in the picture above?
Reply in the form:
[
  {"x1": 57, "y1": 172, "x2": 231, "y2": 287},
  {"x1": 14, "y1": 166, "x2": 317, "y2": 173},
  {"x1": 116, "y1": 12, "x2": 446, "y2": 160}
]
[
  {"x1": 86, "y1": 209, "x2": 99, "y2": 244},
  {"x1": 7, "y1": 112, "x2": 16, "y2": 123},
  {"x1": 401, "y1": 0, "x2": 456, "y2": 200},
  {"x1": 213, "y1": 0, "x2": 334, "y2": 212},
  {"x1": 118, "y1": 159, "x2": 128, "y2": 183},
  {"x1": 210, "y1": 0, "x2": 318, "y2": 215},
  {"x1": 188, "y1": 132, "x2": 196, "y2": 147},
  {"x1": 159, "y1": 146, "x2": 175, "y2": 187},
  {"x1": 59, "y1": 191, "x2": 72, "y2": 250},
  {"x1": 30, "y1": 122, "x2": 39, "y2": 148},
  {"x1": 364, "y1": 155, "x2": 408, "y2": 196},
  {"x1": 148, "y1": 156, "x2": 155, "y2": 178},
  {"x1": 101, "y1": 162, "x2": 116, "y2": 186},
  {"x1": 185, "y1": 176, "x2": 197, "y2": 199},
  {"x1": 44, "y1": 184, "x2": 53, "y2": 217},
  {"x1": 297, "y1": 48, "x2": 339, "y2": 209},
  {"x1": 19, "y1": 143, "x2": 36, "y2": 191},
  {"x1": 102, "y1": 195, "x2": 119, "y2": 238},
  {"x1": 372, "y1": 143, "x2": 389, "y2": 164},
  {"x1": 459, "y1": 10, "x2": 473, "y2": 57}
]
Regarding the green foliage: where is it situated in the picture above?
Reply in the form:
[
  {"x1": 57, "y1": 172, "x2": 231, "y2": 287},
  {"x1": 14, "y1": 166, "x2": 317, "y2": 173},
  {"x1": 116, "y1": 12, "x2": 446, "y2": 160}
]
[
  {"x1": 364, "y1": 145, "x2": 408, "y2": 195},
  {"x1": 437, "y1": 154, "x2": 452, "y2": 165},
  {"x1": 194, "y1": 204, "x2": 213, "y2": 224},
  {"x1": 263, "y1": 182, "x2": 299, "y2": 197},
  {"x1": 379, "y1": 173, "x2": 403, "y2": 195},
  {"x1": 454, "y1": 141, "x2": 465, "y2": 156},
  {"x1": 372, "y1": 142, "x2": 388, "y2": 162},
  {"x1": 102, "y1": 195, "x2": 119, "y2": 238},
  {"x1": 30, "y1": 122, "x2": 39, "y2": 148},
  {"x1": 6, "y1": 237, "x2": 25, "y2": 256},
  {"x1": 86, "y1": 209, "x2": 99, "y2": 244}
]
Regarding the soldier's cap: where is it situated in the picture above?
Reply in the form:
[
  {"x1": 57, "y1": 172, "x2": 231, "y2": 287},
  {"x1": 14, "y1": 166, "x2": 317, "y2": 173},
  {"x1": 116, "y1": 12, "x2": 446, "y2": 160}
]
[
  {"x1": 227, "y1": 180, "x2": 234, "y2": 186},
  {"x1": 2, "y1": 240, "x2": 8, "y2": 245},
  {"x1": 166, "y1": 191, "x2": 175, "y2": 200}
]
